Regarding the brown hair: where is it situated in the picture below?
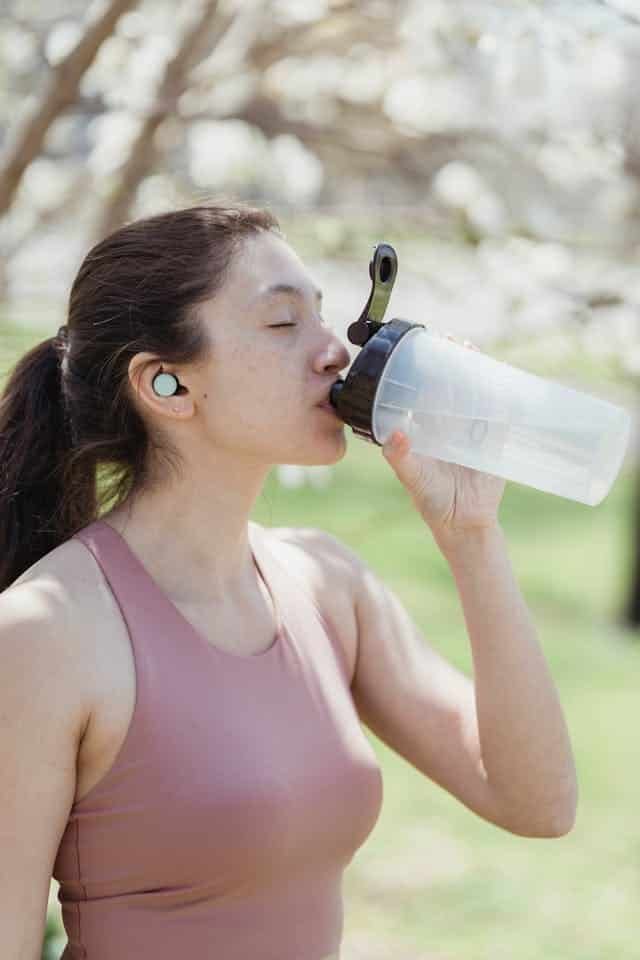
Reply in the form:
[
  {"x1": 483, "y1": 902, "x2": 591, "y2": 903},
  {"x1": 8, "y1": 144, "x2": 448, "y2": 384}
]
[{"x1": 0, "y1": 201, "x2": 279, "y2": 591}]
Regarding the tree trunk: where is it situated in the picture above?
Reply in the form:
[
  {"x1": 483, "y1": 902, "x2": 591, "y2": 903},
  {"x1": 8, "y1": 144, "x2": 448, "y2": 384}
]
[
  {"x1": 0, "y1": 0, "x2": 137, "y2": 216},
  {"x1": 95, "y1": 0, "x2": 225, "y2": 241},
  {"x1": 622, "y1": 466, "x2": 640, "y2": 630},
  {"x1": 620, "y1": 47, "x2": 640, "y2": 633}
]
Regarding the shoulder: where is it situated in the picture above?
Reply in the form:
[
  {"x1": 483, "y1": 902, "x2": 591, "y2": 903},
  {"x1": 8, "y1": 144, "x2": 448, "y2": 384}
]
[
  {"x1": 2, "y1": 537, "x2": 105, "y2": 732},
  {"x1": 264, "y1": 524, "x2": 365, "y2": 578},
  {"x1": 6, "y1": 535, "x2": 97, "y2": 625},
  {"x1": 256, "y1": 524, "x2": 365, "y2": 683},
  {"x1": 8, "y1": 535, "x2": 106, "y2": 633}
]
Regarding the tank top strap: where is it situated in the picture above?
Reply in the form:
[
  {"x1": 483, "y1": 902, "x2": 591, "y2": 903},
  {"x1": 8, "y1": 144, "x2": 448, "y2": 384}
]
[
  {"x1": 248, "y1": 522, "x2": 353, "y2": 687},
  {"x1": 74, "y1": 519, "x2": 288, "y2": 665},
  {"x1": 247, "y1": 521, "x2": 285, "y2": 640},
  {"x1": 73, "y1": 518, "x2": 349, "y2": 682},
  {"x1": 72, "y1": 518, "x2": 166, "y2": 642}
]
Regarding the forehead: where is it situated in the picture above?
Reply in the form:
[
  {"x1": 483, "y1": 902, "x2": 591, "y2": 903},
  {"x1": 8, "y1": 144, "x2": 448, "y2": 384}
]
[{"x1": 226, "y1": 231, "x2": 320, "y2": 306}]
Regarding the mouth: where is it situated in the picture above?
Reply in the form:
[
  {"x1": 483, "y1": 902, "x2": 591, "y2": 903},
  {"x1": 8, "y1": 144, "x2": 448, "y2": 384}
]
[
  {"x1": 317, "y1": 400, "x2": 340, "y2": 418},
  {"x1": 318, "y1": 383, "x2": 340, "y2": 405}
]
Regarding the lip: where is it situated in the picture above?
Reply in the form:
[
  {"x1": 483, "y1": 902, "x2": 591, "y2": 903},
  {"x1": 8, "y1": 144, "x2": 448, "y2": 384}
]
[
  {"x1": 316, "y1": 381, "x2": 343, "y2": 409},
  {"x1": 317, "y1": 401, "x2": 340, "y2": 417}
]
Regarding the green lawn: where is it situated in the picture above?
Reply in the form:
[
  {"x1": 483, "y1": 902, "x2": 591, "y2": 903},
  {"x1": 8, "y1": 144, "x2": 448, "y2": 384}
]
[{"x1": 1, "y1": 320, "x2": 638, "y2": 959}]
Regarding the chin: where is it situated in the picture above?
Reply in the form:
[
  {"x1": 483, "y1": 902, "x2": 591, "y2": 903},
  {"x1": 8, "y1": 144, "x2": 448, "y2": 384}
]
[
  {"x1": 322, "y1": 442, "x2": 348, "y2": 466},
  {"x1": 288, "y1": 428, "x2": 348, "y2": 467}
]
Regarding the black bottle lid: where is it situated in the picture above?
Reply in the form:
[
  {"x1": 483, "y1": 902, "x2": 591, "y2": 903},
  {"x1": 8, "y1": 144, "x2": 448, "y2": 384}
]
[
  {"x1": 328, "y1": 242, "x2": 423, "y2": 444},
  {"x1": 329, "y1": 319, "x2": 421, "y2": 444}
]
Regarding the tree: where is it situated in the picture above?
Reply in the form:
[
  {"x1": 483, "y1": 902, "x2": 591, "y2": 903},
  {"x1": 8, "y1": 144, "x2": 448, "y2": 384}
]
[
  {"x1": 0, "y1": 0, "x2": 138, "y2": 216},
  {"x1": 619, "y1": 39, "x2": 640, "y2": 632},
  {"x1": 95, "y1": 0, "x2": 229, "y2": 240}
]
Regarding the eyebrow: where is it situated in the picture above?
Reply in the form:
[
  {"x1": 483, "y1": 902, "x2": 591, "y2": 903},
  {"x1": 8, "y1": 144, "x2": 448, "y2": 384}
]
[{"x1": 256, "y1": 283, "x2": 323, "y2": 305}]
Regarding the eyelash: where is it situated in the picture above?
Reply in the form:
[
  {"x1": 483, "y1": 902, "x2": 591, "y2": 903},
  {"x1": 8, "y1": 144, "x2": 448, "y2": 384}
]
[{"x1": 269, "y1": 317, "x2": 330, "y2": 330}]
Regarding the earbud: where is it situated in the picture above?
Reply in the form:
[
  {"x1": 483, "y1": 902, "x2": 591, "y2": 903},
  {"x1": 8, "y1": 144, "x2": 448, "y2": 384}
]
[{"x1": 152, "y1": 367, "x2": 180, "y2": 397}]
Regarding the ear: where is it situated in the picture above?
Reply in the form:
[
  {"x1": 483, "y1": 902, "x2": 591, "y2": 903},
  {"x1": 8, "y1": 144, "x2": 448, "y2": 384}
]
[{"x1": 127, "y1": 353, "x2": 195, "y2": 420}]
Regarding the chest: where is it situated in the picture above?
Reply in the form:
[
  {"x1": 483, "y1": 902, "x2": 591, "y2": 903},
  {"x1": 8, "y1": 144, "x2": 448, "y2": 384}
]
[
  {"x1": 74, "y1": 537, "x2": 359, "y2": 806},
  {"x1": 59, "y1": 544, "x2": 382, "y2": 902}
]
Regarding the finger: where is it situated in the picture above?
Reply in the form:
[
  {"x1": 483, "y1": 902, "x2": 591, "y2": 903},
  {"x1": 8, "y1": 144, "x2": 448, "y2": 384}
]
[{"x1": 382, "y1": 430, "x2": 409, "y2": 459}]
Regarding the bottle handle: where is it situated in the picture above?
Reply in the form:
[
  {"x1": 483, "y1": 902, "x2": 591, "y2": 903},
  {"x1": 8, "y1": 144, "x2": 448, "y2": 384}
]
[{"x1": 347, "y1": 243, "x2": 398, "y2": 346}]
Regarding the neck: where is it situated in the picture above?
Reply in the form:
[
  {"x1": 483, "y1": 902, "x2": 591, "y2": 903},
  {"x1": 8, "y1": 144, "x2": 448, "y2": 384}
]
[{"x1": 102, "y1": 459, "x2": 271, "y2": 606}]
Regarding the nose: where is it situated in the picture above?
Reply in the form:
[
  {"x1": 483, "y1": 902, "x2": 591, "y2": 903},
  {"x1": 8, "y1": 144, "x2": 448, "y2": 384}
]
[{"x1": 315, "y1": 330, "x2": 351, "y2": 375}]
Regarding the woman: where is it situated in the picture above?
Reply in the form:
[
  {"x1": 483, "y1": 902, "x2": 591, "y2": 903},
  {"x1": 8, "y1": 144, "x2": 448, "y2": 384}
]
[{"x1": 0, "y1": 202, "x2": 577, "y2": 960}]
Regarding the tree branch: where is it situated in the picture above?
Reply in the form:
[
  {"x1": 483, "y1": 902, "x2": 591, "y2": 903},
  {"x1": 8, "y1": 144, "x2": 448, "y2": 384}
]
[
  {"x1": 0, "y1": 0, "x2": 138, "y2": 216},
  {"x1": 94, "y1": 0, "x2": 226, "y2": 240},
  {"x1": 189, "y1": 92, "x2": 492, "y2": 182},
  {"x1": 590, "y1": 0, "x2": 640, "y2": 28}
]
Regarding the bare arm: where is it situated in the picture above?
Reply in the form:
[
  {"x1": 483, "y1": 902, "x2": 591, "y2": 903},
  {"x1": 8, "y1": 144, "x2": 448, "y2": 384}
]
[
  {"x1": 0, "y1": 584, "x2": 88, "y2": 959},
  {"x1": 435, "y1": 524, "x2": 577, "y2": 834},
  {"x1": 313, "y1": 528, "x2": 577, "y2": 838}
]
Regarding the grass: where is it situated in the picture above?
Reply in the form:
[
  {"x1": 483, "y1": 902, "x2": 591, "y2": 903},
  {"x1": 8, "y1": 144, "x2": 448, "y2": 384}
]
[{"x1": 1, "y1": 317, "x2": 638, "y2": 959}]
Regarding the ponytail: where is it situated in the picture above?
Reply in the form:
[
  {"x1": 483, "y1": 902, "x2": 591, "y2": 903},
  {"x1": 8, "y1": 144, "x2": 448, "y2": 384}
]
[{"x1": 0, "y1": 329, "x2": 91, "y2": 592}]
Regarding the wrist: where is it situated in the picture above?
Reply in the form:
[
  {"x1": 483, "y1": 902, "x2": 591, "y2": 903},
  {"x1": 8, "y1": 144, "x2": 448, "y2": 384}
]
[{"x1": 432, "y1": 522, "x2": 505, "y2": 562}]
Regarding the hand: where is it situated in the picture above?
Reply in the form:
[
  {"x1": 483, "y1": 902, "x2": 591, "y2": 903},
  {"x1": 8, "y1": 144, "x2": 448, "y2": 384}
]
[{"x1": 381, "y1": 335, "x2": 507, "y2": 545}]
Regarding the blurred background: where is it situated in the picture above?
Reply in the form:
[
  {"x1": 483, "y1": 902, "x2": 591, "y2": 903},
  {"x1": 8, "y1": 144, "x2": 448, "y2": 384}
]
[{"x1": 1, "y1": 0, "x2": 639, "y2": 957}]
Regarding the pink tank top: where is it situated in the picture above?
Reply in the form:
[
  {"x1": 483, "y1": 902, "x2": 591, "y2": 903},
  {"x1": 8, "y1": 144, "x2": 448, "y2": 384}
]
[{"x1": 52, "y1": 519, "x2": 383, "y2": 959}]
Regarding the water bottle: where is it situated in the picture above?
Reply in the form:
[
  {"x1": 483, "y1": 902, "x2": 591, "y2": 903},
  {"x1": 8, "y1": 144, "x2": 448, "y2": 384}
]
[{"x1": 329, "y1": 244, "x2": 631, "y2": 506}]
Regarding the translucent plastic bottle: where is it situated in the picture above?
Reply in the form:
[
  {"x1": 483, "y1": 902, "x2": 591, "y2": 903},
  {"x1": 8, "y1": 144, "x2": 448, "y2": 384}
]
[{"x1": 370, "y1": 326, "x2": 632, "y2": 506}]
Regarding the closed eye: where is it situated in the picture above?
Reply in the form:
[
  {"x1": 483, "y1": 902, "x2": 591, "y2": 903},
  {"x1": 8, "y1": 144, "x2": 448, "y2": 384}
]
[{"x1": 268, "y1": 316, "x2": 330, "y2": 330}]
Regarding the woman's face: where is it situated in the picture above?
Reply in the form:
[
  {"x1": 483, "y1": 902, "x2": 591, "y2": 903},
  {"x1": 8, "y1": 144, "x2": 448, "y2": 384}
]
[{"x1": 187, "y1": 229, "x2": 352, "y2": 467}]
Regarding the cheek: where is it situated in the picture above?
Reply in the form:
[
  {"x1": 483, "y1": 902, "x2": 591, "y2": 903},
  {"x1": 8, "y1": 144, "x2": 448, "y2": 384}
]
[{"x1": 202, "y1": 341, "x2": 308, "y2": 440}]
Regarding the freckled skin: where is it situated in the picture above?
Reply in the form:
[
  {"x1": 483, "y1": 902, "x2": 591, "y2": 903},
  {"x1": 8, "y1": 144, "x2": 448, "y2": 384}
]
[
  {"x1": 126, "y1": 230, "x2": 352, "y2": 479},
  {"x1": 181, "y1": 231, "x2": 352, "y2": 469}
]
